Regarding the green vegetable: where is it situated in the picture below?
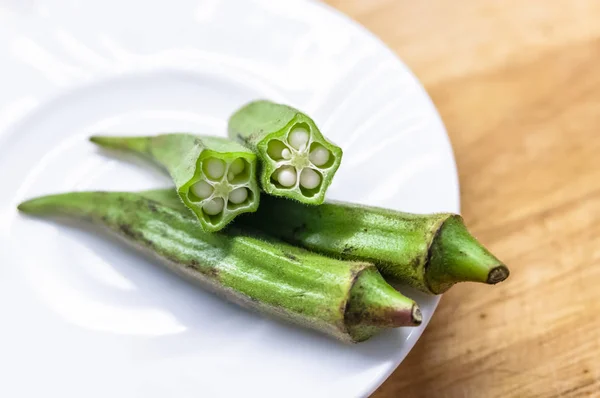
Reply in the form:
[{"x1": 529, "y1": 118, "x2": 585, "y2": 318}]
[
  {"x1": 237, "y1": 195, "x2": 510, "y2": 294},
  {"x1": 228, "y1": 100, "x2": 342, "y2": 205},
  {"x1": 89, "y1": 134, "x2": 260, "y2": 232},
  {"x1": 18, "y1": 191, "x2": 422, "y2": 343}
]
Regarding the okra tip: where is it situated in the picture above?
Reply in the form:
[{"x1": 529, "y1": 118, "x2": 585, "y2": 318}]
[
  {"x1": 426, "y1": 215, "x2": 510, "y2": 294},
  {"x1": 16, "y1": 199, "x2": 34, "y2": 213},
  {"x1": 412, "y1": 305, "x2": 423, "y2": 325},
  {"x1": 89, "y1": 134, "x2": 118, "y2": 146},
  {"x1": 89, "y1": 134, "x2": 150, "y2": 154},
  {"x1": 17, "y1": 196, "x2": 55, "y2": 214},
  {"x1": 346, "y1": 268, "x2": 422, "y2": 329},
  {"x1": 487, "y1": 265, "x2": 510, "y2": 285},
  {"x1": 17, "y1": 195, "x2": 75, "y2": 220},
  {"x1": 17, "y1": 192, "x2": 102, "y2": 218}
]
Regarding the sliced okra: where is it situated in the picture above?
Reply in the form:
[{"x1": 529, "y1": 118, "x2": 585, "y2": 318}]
[
  {"x1": 228, "y1": 100, "x2": 343, "y2": 205},
  {"x1": 89, "y1": 134, "x2": 259, "y2": 232}
]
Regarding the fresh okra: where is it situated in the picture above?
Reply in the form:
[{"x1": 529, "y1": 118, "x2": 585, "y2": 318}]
[
  {"x1": 89, "y1": 134, "x2": 260, "y2": 232},
  {"x1": 18, "y1": 191, "x2": 422, "y2": 343},
  {"x1": 237, "y1": 195, "x2": 510, "y2": 295},
  {"x1": 228, "y1": 100, "x2": 343, "y2": 205}
]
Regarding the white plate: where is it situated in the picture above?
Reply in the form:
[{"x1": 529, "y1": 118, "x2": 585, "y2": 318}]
[{"x1": 0, "y1": 1, "x2": 459, "y2": 397}]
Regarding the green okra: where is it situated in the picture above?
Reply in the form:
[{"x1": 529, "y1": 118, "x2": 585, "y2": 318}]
[
  {"x1": 89, "y1": 134, "x2": 260, "y2": 232},
  {"x1": 228, "y1": 100, "x2": 343, "y2": 205},
  {"x1": 236, "y1": 195, "x2": 510, "y2": 295},
  {"x1": 17, "y1": 191, "x2": 422, "y2": 343}
]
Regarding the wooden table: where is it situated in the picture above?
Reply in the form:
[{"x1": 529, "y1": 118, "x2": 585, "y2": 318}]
[{"x1": 324, "y1": 1, "x2": 600, "y2": 397}]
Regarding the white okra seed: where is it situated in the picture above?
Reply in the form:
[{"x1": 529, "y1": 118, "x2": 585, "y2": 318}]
[
  {"x1": 229, "y1": 158, "x2": 245, "y2": 175},
  {"x1": 288, "y1": 127, "x2": 310, "y2": 150},
  {"x1": 309, "y1": 145, "x2": 330, "y2": 166},
  {"x1": 300, "y1": 168, "x2": 321, "y2": 189},
  {"x1": 267, "y1": 140, "x2": 287, "y2": 160},
  {"x1": 228, "y1": 171, "x2": 235, "y2": 182},
  {"x1": 204, "y1": 158, "x2": 226, "y2": 179},
  {"x1": 281, "y1": 148, "x2": 292, "y2": 160},
  {"x1": 203, "y1": 197, "x2": 224, "y2": 215},
  {"x1": 229, "y1": 187, "x2": 249, "y2": 204},
  {"x1": 191, "y1": 180, "x2": 213, "y2": 199},
  {"x1": 276, "y1": 166, "x2": 297, "y2": 187}
]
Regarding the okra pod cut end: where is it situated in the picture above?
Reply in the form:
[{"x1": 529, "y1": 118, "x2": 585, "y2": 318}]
[
  {"x1": 426, "y1": 215, "x2": 510, "y2": 294},
  {"x1": 180, "y1": 149, "x2": 260, "y2": 232},
  {"x1": 90, "y1": 133, "x2": 261, "y2": 232},
  {"x1": 346, "y1": 268, "x2": 422, "y2": 342},
  {"x1": 228, "y1": 100, "x2": 343, "y2": 205}
]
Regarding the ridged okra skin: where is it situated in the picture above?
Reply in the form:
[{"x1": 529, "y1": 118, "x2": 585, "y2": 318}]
[
  {"x1": 18, "y1": 191, "x2": 421, "y2": 343},
  {"x1": 228, "y1": 100, "x2": 342, "y2": 205},
  {"x1": 236, "y1": 195, "x2": 510, "y2": 295},
  {"x1": 90, "y1": 134, "x2": 259, "y2": 232}
]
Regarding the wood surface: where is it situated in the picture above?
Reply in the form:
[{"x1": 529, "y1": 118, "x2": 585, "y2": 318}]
[{"x1": 323, "y1": 0, "x2": 600, "y2": 397}]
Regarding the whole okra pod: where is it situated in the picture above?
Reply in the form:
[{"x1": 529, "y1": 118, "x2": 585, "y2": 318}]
[
  {"x1": 228, "y1": 100, "x2": 342, "y2": 205},
  {"x1": 18, "y1": 191, "x2": 422, "y2": 343},
  {"x1": 237, "y1": 195, "x2": 509, "y2": 294},
  {"x1": 90, "y1": 134, "x2": 260, "y2": 232}
]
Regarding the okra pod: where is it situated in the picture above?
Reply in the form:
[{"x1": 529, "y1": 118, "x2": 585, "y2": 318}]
[
  {"x1": 89, "y1": 134, "x2": 260, "y2": 232},
  {"x1": 237, "y1": 195, "x2": 509, "y2": 294},
  {"x1": 18, "y1": 191, "x2": 422, "y2": 343},
  {"x1": 228, "y1": 100, "x2": 342, "y2": 205}
]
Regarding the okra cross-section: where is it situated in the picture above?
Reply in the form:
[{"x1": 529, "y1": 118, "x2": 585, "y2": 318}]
[
  {"x1": 228, "y1": 100, "x2": 343, "y2": 205},
  {"x1": 90, "y1": 134, "x2": 259, "y2": 232}
]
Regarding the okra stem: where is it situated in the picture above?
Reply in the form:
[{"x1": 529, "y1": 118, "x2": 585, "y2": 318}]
[
  {"x1": 90, "y1": 134, "x2": 260, "y2": 232},
  {"x1": 235, "y1": 195, "x2": 509, "y2": 295},
  {"x1": 228, "y1": 100, "x2": 343, "y2": 205},
  {"x1": 18, "y1": 191, "x2": 421, "y2": 343}
]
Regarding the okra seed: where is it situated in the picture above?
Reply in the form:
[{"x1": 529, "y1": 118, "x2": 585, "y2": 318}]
[
  {"x1": 309, "y1": 145, "x2": 330, "y2": 166},
  {"x1": 300, "y1": 168, "x2": 321, "y2": 189},
  {"x1": 229, "y1": 187, "x2": 248, "y2": 204},
  {"x1": 281, "y1": 148, "x2": 292, "y2": 160},
  {"x1": 203, "y1": 197, "x2": 224, "y2": 215},
  {"x1": 289, "y1": 127, "x2": 310, "y2": 150},
  {"x1": 229, "y1": 158, "x2": 245, "y2": 175},
  {"x1": 276, "y1": 166, "x2": 297, "y2": 187},
  {"x1": 267, "y1": 140, "x2": 288, "y2": 160},
  {"x1": 227, "y1": 172, "x2": 235, "y2": 181},
  {"x1": 191, "y1": 180, "x2": 213, "y2": 199},
  {"x1": 204, "y1": 158, "x2": 226, "y2": 180}
]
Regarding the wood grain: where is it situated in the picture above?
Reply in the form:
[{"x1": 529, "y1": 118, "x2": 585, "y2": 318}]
[{"x1": 323, "y1": 0, "x2": 600, "y2": 396}]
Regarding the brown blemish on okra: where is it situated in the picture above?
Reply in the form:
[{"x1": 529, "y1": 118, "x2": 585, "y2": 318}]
[
  {"x1": 342, "y1": 245, "x2": 355, "y2": 256},
  {"x1": 292, "y1": 223, "x2": 307, "y2": 236},
  {"x1": 283, "y1": 252, "x2": 298, "y2": 261}
]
